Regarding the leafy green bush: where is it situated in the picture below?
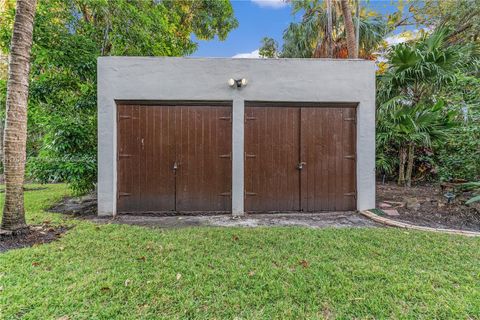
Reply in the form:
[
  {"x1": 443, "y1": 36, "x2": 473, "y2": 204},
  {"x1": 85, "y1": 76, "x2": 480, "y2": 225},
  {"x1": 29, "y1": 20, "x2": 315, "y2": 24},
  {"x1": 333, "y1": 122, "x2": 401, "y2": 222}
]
[
  {"x1": 460, "y1": 181, "x2": 480, "y2": 204},
  {"x1": 435, "y1": 118, "x2": 480, "y2": 181},
  {"x1": 434, "y1": 74, "x2": 480, "y2": 182},
  {"x1": 26, "y1": 110, "x2": 97, "y2": 195},
  {"x1": 27, "y1": 155, "x2": 96, "y2": 196},
  {"x1": 377, "y1": 110, "x2": 480, "y2": 183}
]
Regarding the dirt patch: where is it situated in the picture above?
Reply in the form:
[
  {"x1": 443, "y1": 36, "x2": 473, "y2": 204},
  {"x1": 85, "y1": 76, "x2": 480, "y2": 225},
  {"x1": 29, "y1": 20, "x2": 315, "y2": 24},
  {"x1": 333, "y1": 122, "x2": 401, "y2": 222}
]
[
  {"x1": 0, "y1": 223, "x2": 70, "y2": 253},
  {"x1": 49, "y1": 195, "x2": 230, "y2": 217},
  {"x1": 49, "y1": 193, "x2": 97, "y2": 216},
  {"x1": 377, "y1": 182, "x2": 480, "y2": 232}
]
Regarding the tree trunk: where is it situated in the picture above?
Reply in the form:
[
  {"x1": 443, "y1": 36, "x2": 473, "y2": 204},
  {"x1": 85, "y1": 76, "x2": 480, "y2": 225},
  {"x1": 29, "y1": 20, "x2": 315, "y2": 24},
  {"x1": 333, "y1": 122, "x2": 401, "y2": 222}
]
[
  {"x1": 340, "y1": 0, "x2": 357, "y2": 58},
  {"x1": 0, "y1": 117, "x2": 3, "y2": 172},
  {"x1": 325, "y1": 0, "x2": 333, "y2": 58},
  {"x1": 397, "y1": 145, "x2": 407, "y2": 186},
  {"x1": 405, "y1": 143, "x2": 415, "y2": 187},
  {"x1": 313, "y1": 0, "x2": 333, "y2": 58},
  {"x1": 1, "y1": 0, "x2": 37, "y2": 232}
]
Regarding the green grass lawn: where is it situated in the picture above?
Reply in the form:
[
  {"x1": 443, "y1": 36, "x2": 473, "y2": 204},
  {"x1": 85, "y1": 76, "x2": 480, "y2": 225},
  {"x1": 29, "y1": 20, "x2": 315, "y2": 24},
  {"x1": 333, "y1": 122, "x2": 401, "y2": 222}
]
[{"x1": 1, "y1": 185, "x2": 479, "y2": 319}]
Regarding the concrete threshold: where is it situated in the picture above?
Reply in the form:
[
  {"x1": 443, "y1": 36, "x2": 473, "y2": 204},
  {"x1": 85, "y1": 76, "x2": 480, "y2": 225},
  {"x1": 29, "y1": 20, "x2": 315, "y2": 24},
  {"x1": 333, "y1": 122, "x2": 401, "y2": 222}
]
[{"x1": 93, "y1": 212, "x2": 379, "y2": 229}]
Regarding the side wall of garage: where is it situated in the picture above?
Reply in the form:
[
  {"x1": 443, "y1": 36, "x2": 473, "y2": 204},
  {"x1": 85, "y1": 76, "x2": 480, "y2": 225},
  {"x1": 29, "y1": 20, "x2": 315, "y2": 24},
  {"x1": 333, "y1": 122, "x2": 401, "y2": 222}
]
[{"x1": 98, "y1": 58, "x2": 376, "y2": 216}]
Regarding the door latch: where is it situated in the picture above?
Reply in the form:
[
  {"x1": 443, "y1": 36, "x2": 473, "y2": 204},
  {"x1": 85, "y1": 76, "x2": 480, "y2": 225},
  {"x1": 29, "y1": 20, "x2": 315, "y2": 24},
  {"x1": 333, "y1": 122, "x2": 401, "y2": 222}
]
[{"x1": 297, "y1": 162, "x2": 306, "y2": 170}]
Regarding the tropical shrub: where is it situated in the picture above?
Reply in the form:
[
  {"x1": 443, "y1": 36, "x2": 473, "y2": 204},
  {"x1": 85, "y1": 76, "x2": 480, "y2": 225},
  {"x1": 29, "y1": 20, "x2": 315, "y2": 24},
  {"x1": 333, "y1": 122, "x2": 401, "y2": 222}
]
[
  {"x1": 376, "y1": 28, "x2": 478, "y2": 186},
  {"x1": 434, "y1": 110, "x2": 480, "y2": 181},
  {"x1": 460, "y1": 181, "x2": 480, "y2": 205},
  {"x1": 432, "y1": 73, "x2": 480, "y2": 181}
]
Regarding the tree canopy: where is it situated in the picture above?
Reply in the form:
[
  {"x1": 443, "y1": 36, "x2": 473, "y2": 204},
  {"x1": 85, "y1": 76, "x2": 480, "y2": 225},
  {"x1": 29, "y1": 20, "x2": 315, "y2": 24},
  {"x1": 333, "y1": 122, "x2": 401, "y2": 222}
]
[
  {"x1": 0, "y1": 0, "x2": 238, "y2": 194},
  {"x1": 261, "y1": 0, "x2": 388, "y2": 59},
  {"x1": 1, "y1": 0, "x2": 479, "y2": 193}
]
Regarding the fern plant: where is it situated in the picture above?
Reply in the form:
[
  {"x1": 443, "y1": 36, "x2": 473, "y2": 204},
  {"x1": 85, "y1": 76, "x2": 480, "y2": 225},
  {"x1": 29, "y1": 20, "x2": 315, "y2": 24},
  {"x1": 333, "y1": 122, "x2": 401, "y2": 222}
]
[{"x1": 461, "y1": 182, "x2": 480, "y2": 205}]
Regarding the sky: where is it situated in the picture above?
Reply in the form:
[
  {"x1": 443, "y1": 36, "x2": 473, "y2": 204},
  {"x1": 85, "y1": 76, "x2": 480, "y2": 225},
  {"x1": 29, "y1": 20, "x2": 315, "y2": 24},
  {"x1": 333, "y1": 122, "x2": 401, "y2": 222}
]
[{"x1": 191, "y1": 0, "x2": 412, "y2": 58}]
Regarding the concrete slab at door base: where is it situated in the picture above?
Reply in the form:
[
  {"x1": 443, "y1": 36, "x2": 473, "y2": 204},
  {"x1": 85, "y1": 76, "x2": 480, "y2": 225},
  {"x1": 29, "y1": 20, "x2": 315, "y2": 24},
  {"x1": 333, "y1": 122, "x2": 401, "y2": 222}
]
[
  {"x1": 98, "y1": 58, "x2": 376, "y2": 216},
  {"x1": 91, "y1": 212, "x2": 379, "y2": 229}
]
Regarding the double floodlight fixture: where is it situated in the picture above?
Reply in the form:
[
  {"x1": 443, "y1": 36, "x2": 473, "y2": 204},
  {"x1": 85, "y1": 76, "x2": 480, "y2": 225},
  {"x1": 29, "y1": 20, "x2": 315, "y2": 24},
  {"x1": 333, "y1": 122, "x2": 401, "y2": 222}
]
[{"x1": 228, "y1": 78, "x2": 248, "y2": 88}]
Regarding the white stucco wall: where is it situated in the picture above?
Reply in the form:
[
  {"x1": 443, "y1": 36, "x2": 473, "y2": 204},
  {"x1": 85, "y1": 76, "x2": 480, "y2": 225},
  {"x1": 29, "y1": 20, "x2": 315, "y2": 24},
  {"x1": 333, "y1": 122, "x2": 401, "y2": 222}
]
[{"x1": 98, "y1": 57, "x2": 376, "y2": 216}]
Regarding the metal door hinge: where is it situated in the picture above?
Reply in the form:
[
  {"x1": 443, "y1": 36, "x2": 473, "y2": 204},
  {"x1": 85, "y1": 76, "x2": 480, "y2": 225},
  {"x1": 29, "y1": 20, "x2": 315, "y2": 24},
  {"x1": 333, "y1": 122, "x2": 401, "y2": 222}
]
[
  {"x1": 118, "y1": 192, "x2": 131, "y2": 197},
  {"x1": 344, "y1": 192, "x2": 357, "y2": 199},
  {"x1": 119, "y1": 115, "x2": 139, "y2": 120},
  {"x1": 219, "y1": 153, "x2": 231, "y2": 159}
]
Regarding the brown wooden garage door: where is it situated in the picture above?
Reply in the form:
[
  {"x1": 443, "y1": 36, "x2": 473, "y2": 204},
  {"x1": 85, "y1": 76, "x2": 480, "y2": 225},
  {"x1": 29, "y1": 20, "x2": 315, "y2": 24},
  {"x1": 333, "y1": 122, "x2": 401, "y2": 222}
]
[
  {"x1": 245, "y1": 105, "x2": 356, "y2": 212},
  {"x1": 117, "y1": 104, "x2": 231, "y2": 213}
]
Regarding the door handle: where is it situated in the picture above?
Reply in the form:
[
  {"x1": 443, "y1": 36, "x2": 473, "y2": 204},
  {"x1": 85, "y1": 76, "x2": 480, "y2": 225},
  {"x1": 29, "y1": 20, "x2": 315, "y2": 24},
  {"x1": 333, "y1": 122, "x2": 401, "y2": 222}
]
[
  {"x1": 297, "y1": 162, "x2": 306, "y2": 170},
  {"x1": 173, "y1": 161, "x2": 178, "y2": 170}
]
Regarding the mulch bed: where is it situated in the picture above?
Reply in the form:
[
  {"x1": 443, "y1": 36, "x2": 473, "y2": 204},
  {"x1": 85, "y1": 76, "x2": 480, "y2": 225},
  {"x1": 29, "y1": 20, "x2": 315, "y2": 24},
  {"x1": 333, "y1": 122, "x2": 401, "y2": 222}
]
[
  {"x1": 0, "y1": 223, "x2": 70, "y2": 253},
  {"x1": 377, "y1": 182, "x2": 480, "y2": 232}
]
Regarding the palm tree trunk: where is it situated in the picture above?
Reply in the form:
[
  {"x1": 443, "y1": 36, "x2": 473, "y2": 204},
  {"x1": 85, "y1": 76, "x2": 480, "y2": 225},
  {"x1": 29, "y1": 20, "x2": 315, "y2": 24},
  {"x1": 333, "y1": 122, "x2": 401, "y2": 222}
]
[
  {"x1": 398, "y1": 145, "x2": 406, "y2": 186},
  {"x1": 1, "y1": 0, "x2": 37, "y2": 232},
  {"x1": 405, "y1": 143, "x2": 415, "y2": 187},
  {"x1": 0, "y1": 118, "x2": 3, "y2": 173},
  {"x1": 340, "y1": 0, "x2": 357, "y2": 58},
  {"x1": 325, "y1": 0, "x2": 333, "y2": 58},
  {"x1": 313, "y1": 0, "x2": 333, "y2": 58}
]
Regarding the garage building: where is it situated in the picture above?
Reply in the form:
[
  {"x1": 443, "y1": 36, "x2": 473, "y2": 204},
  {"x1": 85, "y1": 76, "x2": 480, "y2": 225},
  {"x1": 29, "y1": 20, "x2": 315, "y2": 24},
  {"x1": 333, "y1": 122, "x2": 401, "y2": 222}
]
[{"x1": 98, "y1": 58, "x2": 375, "y2": 216}]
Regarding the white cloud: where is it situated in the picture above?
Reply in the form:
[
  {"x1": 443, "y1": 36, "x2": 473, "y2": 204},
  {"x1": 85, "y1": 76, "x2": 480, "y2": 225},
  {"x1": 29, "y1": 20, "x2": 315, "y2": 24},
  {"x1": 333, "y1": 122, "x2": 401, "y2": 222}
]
[
  {"x1": 385, "y1": 34, "x2": 411, "y2": 46},
  {"x1": 232, "y1": 49, "x2": 261, "y2": 58},
  {"x1": 251, "y1": 0, "x2": 288, "y2": 9},
  {"x1": 385, "y1": 28, "x2": 431, "y2": 46}
]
